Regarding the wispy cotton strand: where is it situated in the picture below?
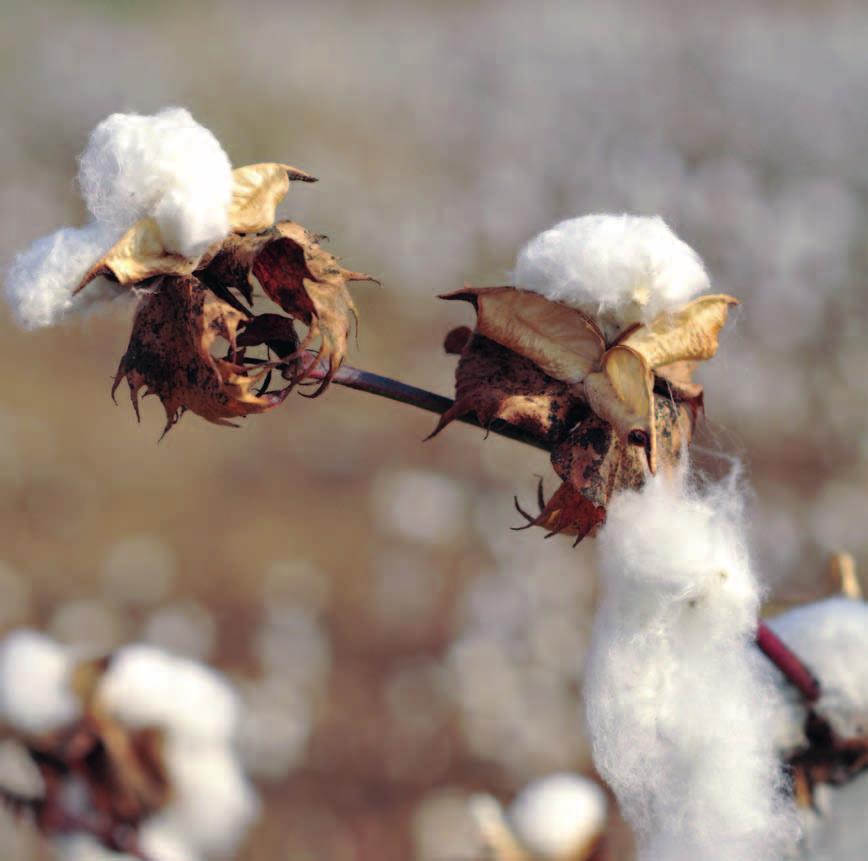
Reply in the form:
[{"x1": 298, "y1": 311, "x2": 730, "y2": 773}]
[
  {"x1": 514, "y1": 215, "x2": 709, "y2": 341},
  {"x1": 584, "y1": 469, "x2": 798, "y2": 861},
  {"x1": 4, "y1": 222, "x2": 127, "y2": 329}
]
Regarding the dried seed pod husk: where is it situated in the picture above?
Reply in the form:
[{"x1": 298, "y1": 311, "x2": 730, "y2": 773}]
[{"x1": 112, "y1": 275, "x2": 288, "y2": 435}]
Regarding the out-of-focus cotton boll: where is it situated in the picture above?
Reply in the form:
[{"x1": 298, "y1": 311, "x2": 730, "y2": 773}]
[
  {"x1": 803, "y1": 774, "x2": 868, "y2": 861},
  {"x1": 513, "y1": 215, "x2": 709, "y2": 341},
  {"x1": 585, "y1": 472, "x2": 798, "y2": 861},
  {"x1": 77, "y1": 108, "x2": 232, "y2": 258},
  {"x1": 98, "y1": 644, "x2": 239, "y2": 743},
  {"x1": 371, "y1": 469, "x2": 467, "y2": 546},
  {"x1": 54, "y1": 834, "x2": 139, "y2": 861},
  {"x1": 157, "y1": 739, "x2": 259, "y2": 859},
  {"x1": 507, "y1": 773, "x2": 608, "y2": 859},
  {"x1": 0, "y1": 630, "x2": 80, "y2": 735},
  {"x1": 143, "y1": 602, "x2": 216, "y2": 662},
  {"x1": 3, "y1": 221, "x2": 126, "y2": 329},
  {"x1": 101, "y1": 537, "x2": 176, "y2": 607},
  {"x1": 49, "y1": 598, "x2": 125, "y2": 655},
  {"x1": 767, "y1": 597, "x2": 868, "y2": 741},
  {"x1": 139, "y1": 820, "x2": 202, "y2": 861}
]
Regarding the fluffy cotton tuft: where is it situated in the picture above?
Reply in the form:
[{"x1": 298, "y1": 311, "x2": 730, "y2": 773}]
[
  {"x1": 507, "y1": 773, "x2": 607, "y2": 859},
  {"x1": 767, "y1": 597, "x2": 868, "y2": 741},
  {"x1": 78, "y1": 108, "x2": 232, "y2": 258},
  {"x1": 0, "y1": 629, "x2": 80, "y2": 735},
  {"x1": 584, "y1": 471, "x2": 798, "y2": 861},
  {"x1": 3, "y1": 107, "x2": 233, "y2": 331},
  {"x1": 3, "y1": 222, "x2": 127, "y2": 329},
  {"x1": 98, "y1": 644, "x2": 240, "y2": 743},
  {"x1": 154, "y1": 739, "x2": 260, "y2": 858},
  {"x1": 514, "y1": 215, "x2": 710, "y2": 340}
]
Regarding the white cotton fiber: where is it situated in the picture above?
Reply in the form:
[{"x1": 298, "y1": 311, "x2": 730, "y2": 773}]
[
  {"x1": 77, "y1": 108, "x2": 232, "y2": 258},
  {"x1": 584, "y1": 471, "x2": 798, "y2": 861},
  {"x1": 157, "y1": 739, "x2": 260, "y2": 858},
  {"x1": 0, "y1": 630, "x2": 80, "y2": 735},
  {"x1": 98, "y1": 644, "x2": 240, "y2": 743},
  {"x1": 507, "y1": 773, "x2": 607, "y2": 859},
  {"x1": 139, "y1": 818, "x2": 203, "y2": 861},
  {"x1": 3, "y1": 222, "x2": 127, "y2": 329},
  {"x1": 767, "y1": 597, "x2": 868, "y2": 741},
  {"x1": 514, "y1": 215, "x2": 710, "y2": 341}
]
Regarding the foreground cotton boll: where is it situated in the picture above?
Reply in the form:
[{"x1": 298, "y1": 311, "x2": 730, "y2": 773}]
[
  {"x1": 77, "y1": 108, "x2": 232, "y2": 258},
  {"x1": 154, "y1": 740, "x2": 260, "y2": 858},
  {"x1": 3, "y1": 222, "x2": 127, "y2": 329},
  {"x1": 514, "y1": 215, "x2": 709, "y2": 340},
  {"x1": 508, "y1": 773, "x2": 608, "y2": 859},
  {"x1": 767, "y1": 597, "x2": 868, "y2": 741},
  {"x1": 98, "y1": 644, "x2": 240, "y2": 743},
  {"x1": 0, "y1": 629, "x2": 80, "y2": 735},
  {"x1": 584, "y1": 472, "x2": 797, "y2": 861}
]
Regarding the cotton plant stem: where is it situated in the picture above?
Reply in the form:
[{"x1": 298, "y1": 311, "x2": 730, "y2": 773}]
[
  {"x1": 311, "y1": 356, "x2": 822, "y2": 701},
  {"x1": 756, "y1": 623, "x2": 820, "y2": 702},
  {"x1": 312, "y1": 360, "x2": 550, "y2": 452}
]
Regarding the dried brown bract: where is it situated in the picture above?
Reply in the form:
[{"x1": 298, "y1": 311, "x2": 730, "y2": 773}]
[
  {"x1": 78, "y1": 164, "x2": 375, "y2": 435},
  {"x1": 435, "y1": 286, "x2": 736, "y2": 541}
]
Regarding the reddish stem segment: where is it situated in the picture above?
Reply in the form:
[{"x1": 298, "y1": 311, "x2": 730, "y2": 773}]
[
  {"x1": 313, "y1": 357, "x2": 822, "y2": 701},
  {"x1": 756, "y1": 622, "x2": 820, "y2": 702}
]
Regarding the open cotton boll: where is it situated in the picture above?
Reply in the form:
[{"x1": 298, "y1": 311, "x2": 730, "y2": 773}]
[
  {"x1": 0, "y1": 630, "x2": 80, "y2": 735},
  {"x1": 584, "y1": 472, "x2": 798, "y2": 861},
  {"x1": 77, "y1": 107, "x2": 232, "y2": 258},
  {"x1": 157, "y1": 738, "x2": 260, "y2": 858},
  {"x1": 514, "y1": 215, "x2": 709, "y2": 341},
  {"x1": 767, "y1": 597, "x2": 868, "y2": 741},
  {"x1": 98, "y1": 644, "x2": 240, "y2": 743},
  {"x1": 507, "y1": 773, "x2": 607, "y2": 859},
  {"x1": 3, "y1": 221, "x2": 128, "y2": 329}
]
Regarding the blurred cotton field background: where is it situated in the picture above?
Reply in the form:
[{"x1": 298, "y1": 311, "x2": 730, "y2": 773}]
[{"x1": 0, "y1": 0, "x2": 867, "y2": 858}]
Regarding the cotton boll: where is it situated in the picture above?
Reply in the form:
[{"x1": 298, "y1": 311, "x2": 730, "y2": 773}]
[
  {"x1": 77, "y1": 108, "x2": 232, "y2": 258},
  {"x1": 802, "y1": 772, "x2": 868, "y2": 860},
  {"x1": 0, "y1": 629, "x2": 80, "y2": 735},
  {"x1": 139, "y1": 818, "x2": 203, "y2": 861},
  {"x1": 98, "y1": 644, "x2": 240, "y2": 743},
  {"x1": 514, "y1": 215, "x2": 709, "y2": 341},
  {"x1": 584, "y1": 472, "x2": 798, "y2": 861},
  {"x1": 54, "y1": 834, "x2": 138, "y2": 861},
  {"x1": 767, "y1": 597, "x2": 868, "y2": 741},
  {"x1": 158, "y1": 739, "x2": 260, "y2": 858},
  {"x1": 3, "y1": 221, "x2": 127, "y2": 329},
  {"x1": 507, "y1": 773, "x2": 607, "y2": 859}
]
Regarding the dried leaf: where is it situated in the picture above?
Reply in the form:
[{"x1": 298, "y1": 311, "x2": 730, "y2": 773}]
[
  {"x1": 429, "y1": 334, "x2": 589, "y2": 447},
  {"x1": 228, "y1": 163, "x2": 316, "y2": 234},
  {"x1": 584, "y1": 345, "x2": 657, "y2": 472},
  {"x1": 75, "y1": 218, "x2": 205, "y2": 293},
  {"x1": 622, "y1": 294, "x2": 739, "y2": 368},
  {"x1": 112, "y1": 276, "x2": 287, "y2": 434},
  {"x1": 442, "y1": 287, "x2": 605, "y2": 383},
  {"x1": 251, "y1": 221, "x2": 377, "y2": 393}
]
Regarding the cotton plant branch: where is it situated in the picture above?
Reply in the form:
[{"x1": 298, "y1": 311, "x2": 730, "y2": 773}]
[{"x1": 305, "y1": 352, "x2": 823, "y2": 703}]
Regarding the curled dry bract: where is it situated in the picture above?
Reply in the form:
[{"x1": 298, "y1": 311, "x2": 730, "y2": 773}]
[
  {"x1": 76, "y1": 163, "x2": 372, "y2": 435},
  {"x1": 435, "y1": 286, "x2": 735, "y2": 541}
]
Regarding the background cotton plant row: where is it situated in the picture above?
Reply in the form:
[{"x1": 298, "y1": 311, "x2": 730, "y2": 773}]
[{"x1": 1, "y1": 1, "x2": 868, "y2": 859}]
